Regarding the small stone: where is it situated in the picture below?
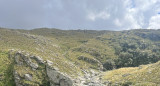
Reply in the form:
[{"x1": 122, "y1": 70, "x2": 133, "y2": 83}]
[
  {"x1": 53, "y1": 66, "x2": 59, "y2": 71},
  {"x1": 30, "y1": 63, "x2": 39, "y2": 69},
  {"x1": 24, "y1": 74, "x2": 32, "y2": 81},
  {"x1": 138, "y1": 66, "x2": 143, "y2": 69},
  {"x1": 103, "y1": 81, "x2": 110, "y2": 85},
  {"x1": 122, "y1": 73, "x2": 131, "y2": 77},
  {"x1": 47, "y1": 60, "x2": 53, "y2": 66}
]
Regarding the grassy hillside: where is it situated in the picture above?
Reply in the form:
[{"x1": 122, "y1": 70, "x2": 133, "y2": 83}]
[
  {"x1": 0, "y1": 28, "x2": 107, "y2": 79},
  {"x1": 102, "y1": 61, "x2": 160, "y2": 86},
  {"x1": 1, "y1": 27, "x2": 160, "y2": 85},
  {"x1": 0, "y1": 50, "x2": 15, "y2": 86},
  {"x1": 0, "y1": 28, "x2": 82, "y2": 77}
]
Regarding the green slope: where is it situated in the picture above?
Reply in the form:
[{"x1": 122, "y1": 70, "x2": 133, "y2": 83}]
[
  {"x1": 0, "y1": 50, "x2": 15, "y2": 86},
  {"x1": 1, "y1": 28, "x2": 160, "y2": 85},
  {"x1": 102, "y1": 61, "x2": 160, "y2": 86}
]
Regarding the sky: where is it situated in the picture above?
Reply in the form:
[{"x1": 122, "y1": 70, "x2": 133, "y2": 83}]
[{"x1": 0, "y1": 0, "x2": 160, "y2": 30}]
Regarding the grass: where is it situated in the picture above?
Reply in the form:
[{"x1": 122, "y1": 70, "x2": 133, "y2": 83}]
[
  {"x1": 102, "y1": 61, "x2": 160, "y2": 85},
  {"x1": 0, "y1": 50, "x2": 15, "y2": 86},
  {"x1": 1, "y1": 28, "x2": 160, "y2": 85},
  {"x1": 0, "y1": 28, "x2": 106, "y2": 78},
  {"x1": 0, "y1": 28, "x2": 83, "y2": 77}
]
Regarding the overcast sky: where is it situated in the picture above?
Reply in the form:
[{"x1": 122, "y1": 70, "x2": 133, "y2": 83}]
[{"x1": 0, "y1": 0, "x2": 160, "y2": 30}]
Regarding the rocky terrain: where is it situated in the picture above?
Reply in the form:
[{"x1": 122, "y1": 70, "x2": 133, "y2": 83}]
[
  {"x1": 1, "y1": 28, "x2": 160, "y2": 86},
  {"x1": 8, "y1": 50, "x2": 105, "y2": 86}
]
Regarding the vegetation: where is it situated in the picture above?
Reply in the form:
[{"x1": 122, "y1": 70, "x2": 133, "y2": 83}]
[
  {"x1": 102, "y1": 61, "x2": 160, "y2": 85},
  {"x1": 97, "y1": 30, "x2": 160, "y2": 70},
  {"x1": 0, "y1": 51, "x2": 15, "y2": 86},
  {"x1": 1, "y1": 27, "x2": 160, "y2": 85}
]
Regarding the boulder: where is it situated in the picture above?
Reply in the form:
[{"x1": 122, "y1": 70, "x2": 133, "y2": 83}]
[
  {"x1": 30, "y1": 56, "x2": 44, "y2": 64},
  {"x1": 46, "y1": 66, "x2": 73, "y2": 86}
]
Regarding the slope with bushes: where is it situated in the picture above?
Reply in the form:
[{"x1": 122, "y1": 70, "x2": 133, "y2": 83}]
[{"x1": 1, "y1": 27, "x2": 160, "y2": 85}]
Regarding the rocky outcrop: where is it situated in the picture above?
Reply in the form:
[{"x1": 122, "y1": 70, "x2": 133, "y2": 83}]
[
  {"x1": 9, "y1": 50, "x2": 107, "y2": 86},
  {"x1": 10, "y1": 50, "x2": 74, "y2": 86},
  {"x1": 14, "y1": 51, "x2": 39, "y2": 70}
]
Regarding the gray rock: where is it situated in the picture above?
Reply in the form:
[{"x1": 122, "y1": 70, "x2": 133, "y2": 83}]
[
  {"x1": 60, "y1": 79, "x2": 71, "y2": 86},
  {"x1": 122, "y1": 73, "x2": 131, "y2": 77},
  {"x1": 14, "y1": 54, "x2": 24, "y2": 65},
  {"x1": 46, "y1": 66, "x2": 73, "y2": 86},
  {"x1": 15, "y1": 52, "x2": 39, "y2": 70},
  {"x1": 30, "y1": 56, "x2": 44, "y2": 64},
  {"x1": 13, "y1": 71, "x2": 23, "y2": 86},
  {"x1": 47, "y1": 60, "x2": 53, "y2": 66},
  {"x1": 30, "y1": 63, "x2": 39, "y2": 69},
  {"x1": 24, "y1": 74, "x2": 32, "y2": 81},
  {"x1": 22, "y1": 55, "x2": 32, "y2": 65}
]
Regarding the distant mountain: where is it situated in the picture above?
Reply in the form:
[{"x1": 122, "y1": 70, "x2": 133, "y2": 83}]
[{"x1": 0, "y1": 28, "x2": 160, "y2": 86}]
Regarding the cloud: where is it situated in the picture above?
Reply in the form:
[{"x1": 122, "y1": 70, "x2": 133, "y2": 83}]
[
  {"x1": 121, "y1": 0, "x2": 160, "y2": 29},
  {"x1": 114, "y1": 19, "x2": 122, "y2": 27},
  {"x1": 148, "y1": 14, "x2": 160, "y2": 29},
  {"x1": 0, "y1": 0, "x2": 159, "y2": 30},
  {"x1": 87, "y1": 10, "x2": 110, "y2": 21}
]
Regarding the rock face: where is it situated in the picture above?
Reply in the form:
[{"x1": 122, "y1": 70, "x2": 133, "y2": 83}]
[
  {"x1": 11, "y1": 50, "x2": 74, "y2": 86},
  {"x1": 46, "y1": 66, "x2": 73, "y2": 86}
]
